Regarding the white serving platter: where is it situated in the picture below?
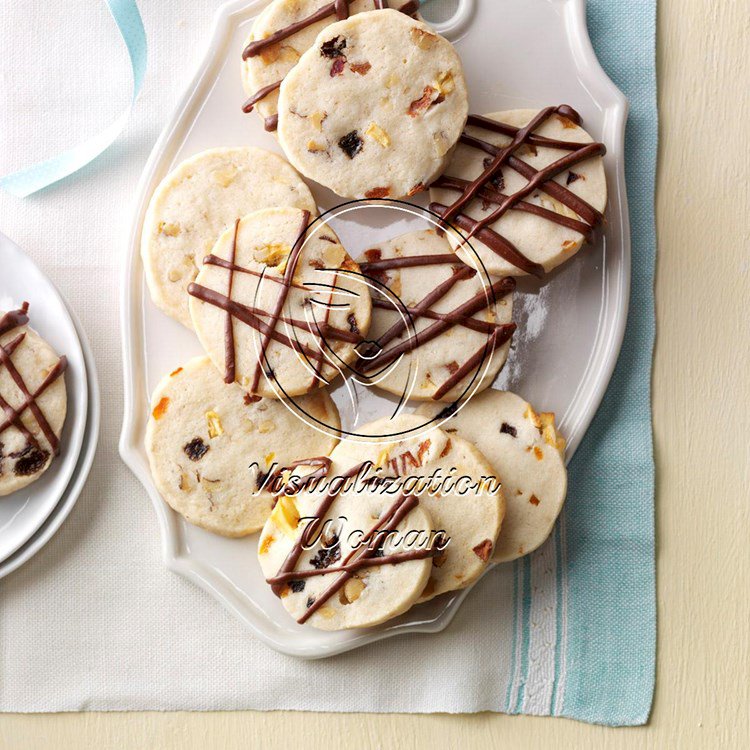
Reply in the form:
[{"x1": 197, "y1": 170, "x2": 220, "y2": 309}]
[
  {"x1": 120, "y1": 0, "x2": 630, "y2": 657},
  {"x1": 0, "y1": 292, "x2": 100, "y2": 579},
  {"x1": 0, "y1": 232, "x2": 89, "y2": 563}
]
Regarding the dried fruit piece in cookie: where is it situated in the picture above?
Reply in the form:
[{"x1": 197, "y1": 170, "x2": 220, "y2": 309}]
[
  {"x1": 429, "y1": 108, "x2": 607, "y2": 278},
  {"x1": 276, "y1": 10, "x2": 468, "y2": 198},
  {"x1": 188, "y1": 207, "x2": 371, "y2": 399},
  {"x1": 257, "y1": 454, "x2": 435, "y2": 630},
  {"x1": 417, "y1": 390, "x2": 567, "y2": 562},
  {"x1": 329, "y1": 414, "x2": 505, "y2": 602},
  {"x1": 356, "y1": 229, "x2": 515, "y2": 402},
  {"x1": 145, "y1": 356, "x2": 340, "y2": 536},
  {"x1": 141, "y1": 147, "x2": 317, "y2": 328},
  {"x1": 0, "y1": 304, "x2": 67, "y2": 497}
]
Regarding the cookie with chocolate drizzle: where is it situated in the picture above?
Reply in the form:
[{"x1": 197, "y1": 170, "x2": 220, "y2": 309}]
[
  {"x1": 188, "y1": 207, "x2": 371, "y2": 398},
  {"x1": 356, "y1": 229, "x2": 515, "y2": 402},
  {"x1": 430, "y1": 107, "x2": 607, "y2": 278},
  {"x1": 0, "y1": 304, "x2": 67, "y2": 497}
]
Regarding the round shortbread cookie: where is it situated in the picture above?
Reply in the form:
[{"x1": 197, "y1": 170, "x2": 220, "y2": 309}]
[
  {"x1": 141, "y1": 147, "x2": 318, "y2": 328},
  {"x1": 430, "y1": 108, "x2": 607, "y2": 278},
  {"x1": 188, "y1": 207, "x2": 371, "y2": 399},
  {"x1": 145, "y1": 356, "x2": 341, "y2": 537},
  {"x1": 417, "y1": 390, "x2": 567, "y2": 562},
  {"x1": 241, "y1": 0, "x2": 384, "y2": 131},
  {"x1": 356, "y1": 229, "x2": 515, "y2": 402},
  {"x1": 0, "y1": 306, "x2": 67, "y2": 497},
  {"x1": 328, "y1": 414, "x2": 505, "y2": 602},
  {"x1": 258, "y1": 464, "x2": 434, "y2": 631},
  {"x1": 277, "y1": 9, "x2": 468, "y2": 199}
]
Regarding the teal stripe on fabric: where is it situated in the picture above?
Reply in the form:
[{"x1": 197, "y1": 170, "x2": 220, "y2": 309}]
[
  {"x1": 0, "y1": 0, "x2": 146, "y2": 197},
  {"x1": 550, "y1": 522, "x2": 565, "y2": 714},
  {"x1": 504, "y1": 562, "x2": 521, "y2": 712},
  {"x1": 558, "y1": 0, "x2": 657, "y2": 726},
  {"x1": 514, "y1": 556, "x2": 533, "y2": 713}
]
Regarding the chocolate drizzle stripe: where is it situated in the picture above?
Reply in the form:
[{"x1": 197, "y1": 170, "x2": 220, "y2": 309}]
[
  {"x1": 0, "y1": 305, "x2": 67, "y2": 455},
  {"x1": 241, "y1": 0, "x2": 419, "y2": 128},
  {"x1": 371, "y1": 298, "x2": 500, "y2": 335},
  {"x1": 188, "y1": 283, "x2": 325, "y2": 362},
  {"x1": 223, "y1": 219, "x2": 240, "y2": 383},
  {"x1": 242, "y1": 79, "x2": 282, "y2": 114},
  {"x1": 204, "y1": 254, "x2": 310, "y2": 293},
  {"x1": 250, "y1": 210, "x2": 311, "y2": 392},
  {"x1": 433, "y1": 175, "x2": 595, "y2": 242},
  {"x1": 432, "y1": 324, "x2": 515, "y2": 400},
  {"x1": 466, "y1": 112, "x2": 585, "y2": 151},
  {"x1": 430, "y1": 202, "x2": 545, "y2": 278},
  {"x1": 359, "y1": 253, "x2": 461, "y2": 272}
]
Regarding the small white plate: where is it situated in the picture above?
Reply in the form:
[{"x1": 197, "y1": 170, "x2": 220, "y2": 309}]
[
  {"x1": 120, "y1": 0, "x2": 630, "y2": 657},
  {"x1": 0, "y1": 296, "x2": 100, "y2": 579},
  {"x1": 0, "y1": 232, "x2": 89, "y2": 562}
]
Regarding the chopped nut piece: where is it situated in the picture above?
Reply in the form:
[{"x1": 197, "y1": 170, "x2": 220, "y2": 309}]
[
  {"x1": 206, "y1": 411, "x2": 224, "y2": 438},
  {"x1": 321, "y1": 243, "x2": 345, "y2": 267},
  {"x1": 254, "y1": 243, "x2": 290, "y2": 265},
  {"x1": 309, "y1": 111, "x2": 327, "y2": 131},
  {"x1": 340, "y1": 576, "x2": 366, "y2": 604},
  {"x1": 435, "y1": 71, "x2": 455, "y2": 96},
  {"x1": 178, "y1": 473, "x2": 192, "y2": 491},
  {"x1": 562, "y1": 240, "x2": 578, "y2": 251},
  {"x1": 557, "y1": 115, "x2": 577, "y2": 129},
  {"x1": 306, "y1": 139, "x2": 327, "y2": 152},
  {"x1": 408, "y1": 85, "x2": 439, "y2": 117},
  {"x1": 158, "y1": 222, "x2": 180, "y2": 237},
  {"x1": 168, "y1": 268, "x2": 183, "y2": 282},
  {"x1": 210, "y1": 165, "x2": 237, "y2": 187},
  {"x1": 410, "y1": 27, "x2": 438, "y2": 49},
  {"x1": 317, "y1": 606, "x2": 336, "y2": 619},
  {"x1": 270, "y1": 495, "x2": 300, "y2": 538},
  {"x1": 258, "y1": 420, "x2": 275, "y2": 434},
  {"x1": 472, "y1": 539, "x2": 493, "y2": 562},
  {"x1": 152, "y1": 397, "x2": 170, "y2": 420},
  {"x1": 365, "y1": 122, "x2": 391, "y2": 148},
  {"x1": 260, "y1": 42, "x2": 281, "y2": 65}
]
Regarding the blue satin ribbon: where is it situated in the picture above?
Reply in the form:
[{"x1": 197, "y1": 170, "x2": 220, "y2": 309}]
[{"x1": 0, "y1": 0, "x2": 146, "y2": 198}]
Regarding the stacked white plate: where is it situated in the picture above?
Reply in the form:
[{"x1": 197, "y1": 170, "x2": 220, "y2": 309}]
[{"x1": 0, "y1": 232, "x2": 100, "y2": 579}]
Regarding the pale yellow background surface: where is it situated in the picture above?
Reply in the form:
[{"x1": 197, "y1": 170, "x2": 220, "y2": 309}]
[{"x1": 1, "y1": 0, "x2": 749, "y2": 747}]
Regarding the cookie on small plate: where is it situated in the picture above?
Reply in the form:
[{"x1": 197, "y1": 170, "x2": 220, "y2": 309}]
[
  {"x1": 430, "y1": 107, "x2": 607, "y2": 278},
  {"x1": 258, "y1": 466, "x2": 435, "y2": 630},
  {"x1": 188, "y1": 207, "x2": 371, "y2": 399},
  {"x1": 327, "y1": 414, "x2": 505, "y2": 602},
  {"x1": 0, "y1": 304, "x2": 67, "y2": 497},
  {"x1": 277, "y1": 9, "x2": 468, "y2": 199},
  {"x1": 418, "y1": 390, "x2": 567, "y2": 562},
  {"x1": 356, "y1": 229, "x2": 515, "y2": 402},
  {"x1": 145, "y1": 356, "x2": 340, "y2": 536},
  {"x1": 142, "y1": 147, "x2": 317, "y2": 328}
]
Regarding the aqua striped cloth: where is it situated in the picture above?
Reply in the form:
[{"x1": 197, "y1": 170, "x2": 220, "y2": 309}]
[{"x1": 502, "y1": 0, "x2": 657, "y2": 725}]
